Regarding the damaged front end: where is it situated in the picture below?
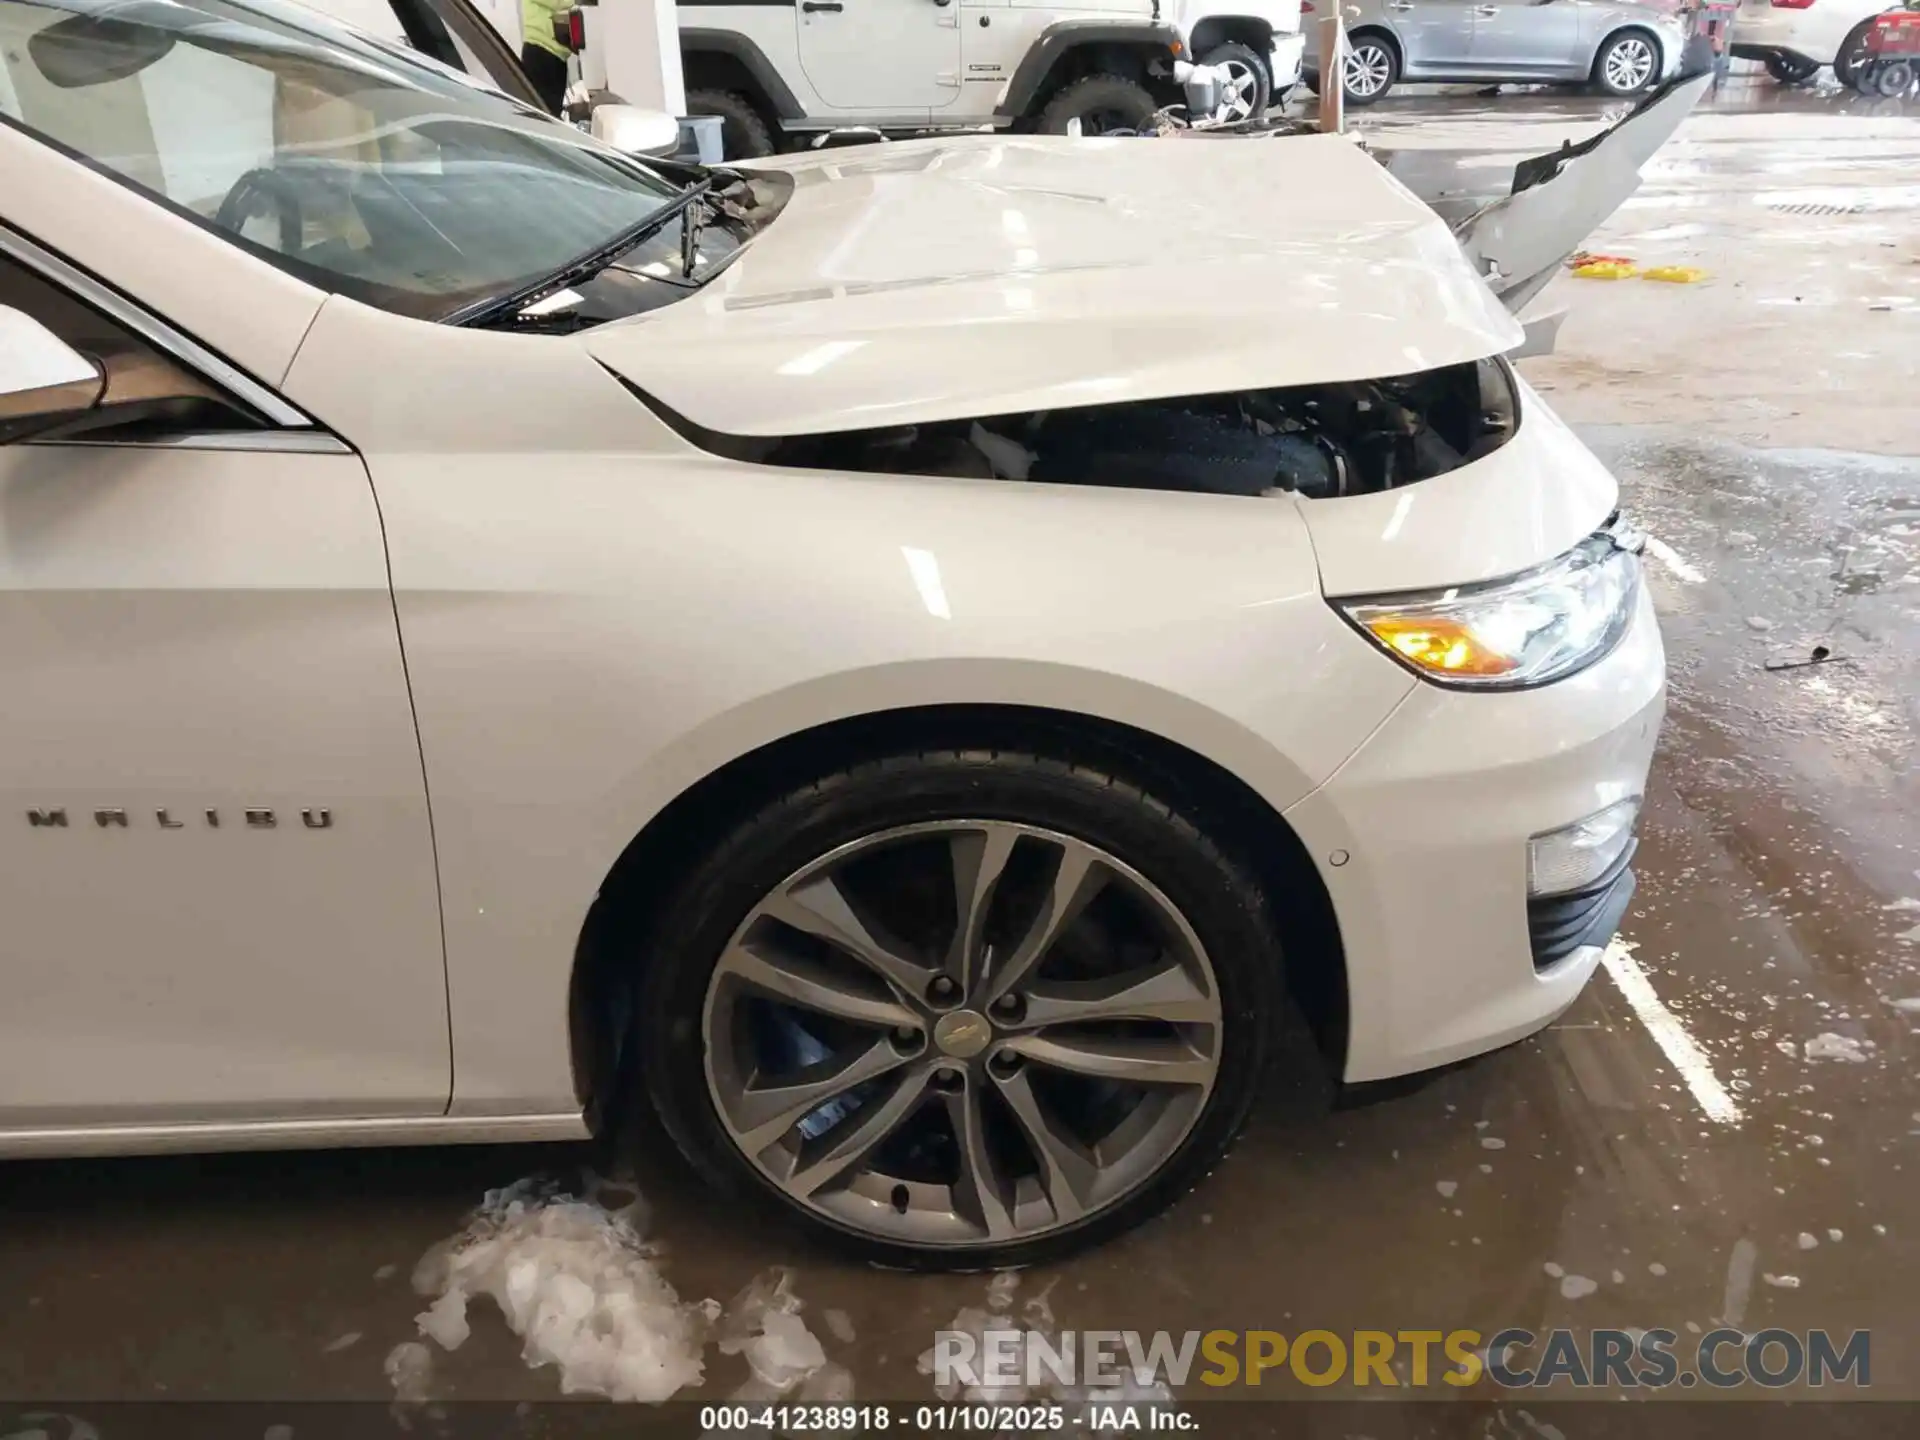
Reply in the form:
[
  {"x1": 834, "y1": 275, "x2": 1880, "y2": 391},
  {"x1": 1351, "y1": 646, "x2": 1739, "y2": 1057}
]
[{"x1": 648, "y1": 356, "x2": 1518, "y2": 500}]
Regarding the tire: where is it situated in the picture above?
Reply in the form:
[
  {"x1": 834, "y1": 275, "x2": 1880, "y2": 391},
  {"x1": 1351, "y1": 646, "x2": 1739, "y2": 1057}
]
[
  {"x1": 1342, "y1": 33, "x2": 1399, "y2": 105},
  {"x1": 685, "y1": 88, "x2": 775, "y2": 160},
  {"x1": 1873, "y1": 59, "x2": 1914, "y2": 97},
  {"x1": 630, "y1": 747, "x2": 1284, "y2": 1270},
  {"x1": 1763, "y1": 51, "x2": 1819, "y2": 85},
  {"x1": 1833, "y1": 19, "x2": 1875, "y2": 87},
  {"x1": 1301, "y1": 70, "x2": 1321, "y2": 95},
  {"x1": 1592, "y1": 29, "x2": 1660, "y2": 96},
  {"x1": 1199, "y1": 40, "x2": 1271, "y2": 122},
  {"x1": 1037, "y1": 74, "x2": 1159, "y2": 136}
]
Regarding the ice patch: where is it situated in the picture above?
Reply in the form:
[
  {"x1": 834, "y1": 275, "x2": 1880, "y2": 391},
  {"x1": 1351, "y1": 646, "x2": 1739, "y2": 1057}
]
[
  {"x1": 1797, "y1": 1232, "x2": 1819, "y2": 1250},
  {"x1": 1648, "y1": 1263, "x2": 1667, "y2": 1277},
  {"x1": 715, "y1": 1269, "x2": 837, "y2": 1401},
  {"x1": 1481, "y1": 1138, "x2": 1506, "y2": 1150},
  {"x1": 1804, "y1": 1033, "x2": 1873, "y2": 1063},
  {"x1": 823, "y1": 1309, "x2": 857, "y2": 1345},
  {"x1": 1543, "y1": 1262, "x2": 1565, "y2": 1278},
  {"x1": 409, "y1": 1177, "x2": 710, "y2": 1402},
  {"x1": 1559, "y1": 1275, "x2": 1598, "y2": 1300},
  {"x1": 1436, "y1": 1181, "x2": 1458, "y2": 1198},
  {"x1": 1762, "y1": 1274, "x2": 1801, "y2": 1289},
  {"x1": 1889, "y1": 998, "x2": 1920, "y2": 1014},
  {"x1": 1828, "y1": 1229, "x2": 1843, "y2": 1242},
  {"x1": 384, "y1": 1341, "x2": 434, "y2": 1404},
  {"x1": 264, "y1": 1426, "x2": 293, "y2": 1440},
  {"x1": 417, "y1": 1290, "x2": 471, "y2": 1351},
  {"x1": 987, "y1": 1272, "x2": 1020, "y2": 1312},
  {"x1": 321, "y1": 1331, "x2": 362, "y2": 1353}
]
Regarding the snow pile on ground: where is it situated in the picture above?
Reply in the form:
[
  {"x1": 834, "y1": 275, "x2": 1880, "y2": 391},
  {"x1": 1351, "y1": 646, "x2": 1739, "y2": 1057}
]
[
  {"x1": 713, "y1": 1266, "x2": 849, "y2": 1402},
  {"x1": 406, "y1": 1177, "x2": 713, "y2": 1402}
]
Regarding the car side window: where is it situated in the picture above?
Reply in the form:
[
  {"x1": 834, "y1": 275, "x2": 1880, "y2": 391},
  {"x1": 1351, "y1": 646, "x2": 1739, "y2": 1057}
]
[{"x1": 0, "y1": 251, "x2": 260, "y2": 440}]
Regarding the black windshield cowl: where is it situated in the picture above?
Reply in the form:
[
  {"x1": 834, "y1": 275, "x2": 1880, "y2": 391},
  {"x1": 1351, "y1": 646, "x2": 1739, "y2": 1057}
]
[{"x1": 448, "y1": 177, "x2": 716, "y2": 329}]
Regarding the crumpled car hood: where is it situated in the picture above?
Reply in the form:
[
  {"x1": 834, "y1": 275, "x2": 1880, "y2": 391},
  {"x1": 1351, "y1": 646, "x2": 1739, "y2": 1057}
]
[{"x1": 583, "y1": 133, "x2": 1524, "y2": 437}]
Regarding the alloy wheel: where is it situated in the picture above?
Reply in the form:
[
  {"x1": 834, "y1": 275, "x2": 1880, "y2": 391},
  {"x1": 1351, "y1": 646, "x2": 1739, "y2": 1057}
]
[
  {"x1": 1604, "y1": 36, "x2": 1655, "y2": 93},
  {"x1": 1216, "y1": 59, "x2": 1260, "y2": 122},
  {"x1": 701, "y1": 820, "x2": 1223, "y2": 1247},
  {"x1": 1343, "y1": 43, "x2": 1394, "y2": 100}
]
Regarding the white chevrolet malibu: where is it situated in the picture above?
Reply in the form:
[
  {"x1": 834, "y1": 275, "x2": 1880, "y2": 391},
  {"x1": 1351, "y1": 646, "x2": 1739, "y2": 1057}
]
[{"x1": 1, "y1": 0, "x2": 1679, "y2": 1266}]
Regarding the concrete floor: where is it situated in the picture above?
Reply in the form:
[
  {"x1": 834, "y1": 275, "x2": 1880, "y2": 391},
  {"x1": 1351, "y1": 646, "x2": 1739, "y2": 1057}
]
[{"x1": 2, "y1": 74, "x2": 1916, "y2": 1427}]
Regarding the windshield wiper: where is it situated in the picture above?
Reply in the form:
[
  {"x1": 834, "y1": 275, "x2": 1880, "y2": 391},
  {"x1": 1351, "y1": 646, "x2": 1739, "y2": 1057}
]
[{"x1": 450, "y1": 176, "x2": 715, "y2": 329}]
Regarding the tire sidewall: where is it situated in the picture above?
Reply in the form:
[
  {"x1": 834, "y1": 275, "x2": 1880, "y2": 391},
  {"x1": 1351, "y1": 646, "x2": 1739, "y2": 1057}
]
[
  {"x1": 1039, "y1": 76, "x2": 1158, "y2": 135},
  {"x1": 685, "y1": 90, "x2": 775, "y2": 160},
  {"x1": 634, "y1": 753, "x2": 1282, "y2": 1270}
]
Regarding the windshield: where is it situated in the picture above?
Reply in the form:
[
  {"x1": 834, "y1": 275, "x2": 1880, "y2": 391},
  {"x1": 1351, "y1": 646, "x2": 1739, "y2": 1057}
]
[{"x1": 0, "y1": 0, "x2": 686, "y2": 319}]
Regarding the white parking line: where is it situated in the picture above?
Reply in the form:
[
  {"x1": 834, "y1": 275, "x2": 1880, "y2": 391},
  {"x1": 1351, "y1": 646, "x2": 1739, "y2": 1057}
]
[{"x1": 1601, "y1": 936, "x2": 1743, "y2": 1124}]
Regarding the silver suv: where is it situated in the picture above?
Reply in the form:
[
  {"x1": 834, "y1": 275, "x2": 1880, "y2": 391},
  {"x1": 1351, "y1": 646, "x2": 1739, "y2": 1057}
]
[{"x1": 1302, "y1": 0, "x2": 1687, "y2": 103}]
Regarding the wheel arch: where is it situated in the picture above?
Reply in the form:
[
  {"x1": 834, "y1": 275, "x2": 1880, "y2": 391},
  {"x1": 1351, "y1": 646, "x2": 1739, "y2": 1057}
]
[
  {"x1": 679, "y1": 29, "x2": 806, "y2": 120},
  {"x1": 1348, "y1": 23, "x2": 1402, "y2": 64},
  {"x1": 994, "y1": 20, "x2": 1186, "y2": 117},
  {"x1": 568, "y1": 701, "x2": 1349, "y2": 1134},
  {"x1": 1187, "y1": 17, "x2": 1277, "y2": 60}
]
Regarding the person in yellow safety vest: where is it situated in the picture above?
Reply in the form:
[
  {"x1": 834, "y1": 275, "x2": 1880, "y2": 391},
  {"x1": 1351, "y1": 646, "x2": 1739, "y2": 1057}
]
[{"x1": 520, "y1": 0, "x2": 571, "y2": 114}]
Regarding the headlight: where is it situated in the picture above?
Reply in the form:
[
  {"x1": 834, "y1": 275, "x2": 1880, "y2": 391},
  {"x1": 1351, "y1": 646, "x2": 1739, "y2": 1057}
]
[{"x1": 1337, "y1": 527, "x2": 1642, "y2": 689}]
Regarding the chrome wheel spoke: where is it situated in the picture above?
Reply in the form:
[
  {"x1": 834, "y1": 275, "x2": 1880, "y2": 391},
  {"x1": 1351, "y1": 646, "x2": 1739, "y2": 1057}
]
[
  {"x1": 1002, "y1": 1033, "x2": 1213, "y2": 1087},
  {"x1": 994, "y1": 1066, "x2": 1099, "y2": 1224},
  {"x1": 979, "y1": 841, "x2": 1107, "y2": 1006},
  {"x1": 946, "y1": 825, "x2": 1018, "y2": 994},
  {"x1": 726, "y1": 1036, "x2": 910, "y2": 1154},
  {"x1": 945, "y1": 1082, "x2": 1017, "y2": 1240},
  {"x1": 1017, "y1": 962, "x2": 1215, "y2": 1029},
  {"x1": 762, "y1": 873, "x2": 930, "y2": 1000},
  {"x1": 787, "y1": 1066, "x2": 933, "y2": 1197},
  {"x1": 719, "y1": 937, "x2": 919, "y2": 1030}
]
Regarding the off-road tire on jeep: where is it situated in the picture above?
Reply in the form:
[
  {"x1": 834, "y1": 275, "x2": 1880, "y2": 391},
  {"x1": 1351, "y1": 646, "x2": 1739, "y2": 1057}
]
[
  {"x1": 1199, "y1": 40, "x2": 1271, "y2": 121},
  {"x1": 629, "y1": 746, "x2": 1284, "y2": 1270},
  {"x1": 686, "y1": 88, "x2": 776, "y2": 160},
  {"x1": 1038, "y1": 73, "x2": 1159, "y2": 136}
]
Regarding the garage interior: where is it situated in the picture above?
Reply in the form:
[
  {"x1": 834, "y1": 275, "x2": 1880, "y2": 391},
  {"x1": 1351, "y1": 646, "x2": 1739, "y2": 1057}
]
[{"x1": 0, "y1": 0, "x2": 1917, "y2": 1427}]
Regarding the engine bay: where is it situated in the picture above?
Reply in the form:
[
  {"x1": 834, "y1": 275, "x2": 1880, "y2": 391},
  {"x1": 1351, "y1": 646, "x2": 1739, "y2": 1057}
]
[{"x1": 670, "y1": 357, "x2": 1520, "y2": 499}]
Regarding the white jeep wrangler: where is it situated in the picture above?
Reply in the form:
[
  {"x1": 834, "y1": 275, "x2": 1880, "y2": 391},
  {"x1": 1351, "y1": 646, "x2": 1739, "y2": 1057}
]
[{"x1": 574, "y1": 0, "x2": 1303, "y2": 157}]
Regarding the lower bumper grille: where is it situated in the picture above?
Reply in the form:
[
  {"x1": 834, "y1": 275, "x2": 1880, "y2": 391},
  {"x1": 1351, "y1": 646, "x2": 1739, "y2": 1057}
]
[{"x1": 1528, "y1": 842, "x2": 1637, "y2": 972}]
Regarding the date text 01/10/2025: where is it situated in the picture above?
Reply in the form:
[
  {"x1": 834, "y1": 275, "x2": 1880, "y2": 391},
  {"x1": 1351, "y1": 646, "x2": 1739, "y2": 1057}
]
[{"x1": 697, "y1": 1405, "x2": 1195, "y2": 1432}]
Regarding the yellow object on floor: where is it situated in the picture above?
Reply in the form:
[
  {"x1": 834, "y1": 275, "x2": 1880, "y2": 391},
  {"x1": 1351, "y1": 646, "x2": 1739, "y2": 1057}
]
[
  {"x1": 1642, "y1": 266, "x2": 1708, "y2": 283},
  {"x1": 1573, "y1": 260, "x2": 1638, "y2": 280}
]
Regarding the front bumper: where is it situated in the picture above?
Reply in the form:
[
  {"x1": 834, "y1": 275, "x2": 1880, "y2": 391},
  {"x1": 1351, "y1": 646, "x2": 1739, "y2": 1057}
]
[
  {"x1": 1270, "y1": 32, "x2": 1306, "y2": 90},
  {"x1": 1284, "y1": 585, "x2": 1666, "y2": 1083}
]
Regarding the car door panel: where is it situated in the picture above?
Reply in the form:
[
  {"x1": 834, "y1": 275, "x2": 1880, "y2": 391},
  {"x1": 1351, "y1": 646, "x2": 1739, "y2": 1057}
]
[
  {"x1": 799, "y1": 0, "x2": 960, "y2": 113},
  {"x1": 1392, "y1": 0, "x2": 1479, "y2": 74},
  {"x1": 1469, "y1": 0, "x2": 1588, "y2": 75},
  {"x1": 0, "y1": 246, "x2": 450, "y2": 1128}
]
